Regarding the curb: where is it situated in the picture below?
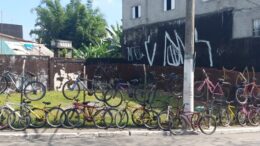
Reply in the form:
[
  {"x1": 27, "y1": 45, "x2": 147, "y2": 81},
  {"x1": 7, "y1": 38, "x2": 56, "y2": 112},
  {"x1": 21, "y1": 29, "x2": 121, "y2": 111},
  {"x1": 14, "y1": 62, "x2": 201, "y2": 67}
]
[{"x1": 0, "y1": 127, "x2": 260, "y2": 138}]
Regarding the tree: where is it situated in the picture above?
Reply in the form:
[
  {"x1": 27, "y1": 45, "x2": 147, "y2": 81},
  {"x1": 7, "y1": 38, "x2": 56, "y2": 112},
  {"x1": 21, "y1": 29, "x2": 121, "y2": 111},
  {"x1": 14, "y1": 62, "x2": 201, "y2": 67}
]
[
  {"x1": 31, "y1": 0, "x2": 107, "y2": 49},
  {"x1": 73, "y1": 23, "x2": 123, "y2": 59}
]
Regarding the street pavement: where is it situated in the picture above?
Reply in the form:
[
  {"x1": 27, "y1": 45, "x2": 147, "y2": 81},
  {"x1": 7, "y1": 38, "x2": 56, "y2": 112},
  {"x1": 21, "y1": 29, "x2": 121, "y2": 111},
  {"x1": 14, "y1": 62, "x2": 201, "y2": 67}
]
[
  {"x1": 1, "y1": 126, "x2": 260, "y2": 146},
  {"x1": 1, "y1": 131, "x2": 260, "y2": 146}
]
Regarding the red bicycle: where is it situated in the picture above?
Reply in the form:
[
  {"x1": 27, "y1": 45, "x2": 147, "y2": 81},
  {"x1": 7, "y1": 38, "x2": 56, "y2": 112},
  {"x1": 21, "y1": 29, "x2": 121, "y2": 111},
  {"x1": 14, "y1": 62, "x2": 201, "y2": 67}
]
[{"x1": 194, "y1": 69, "x2": 230, "y2": 100}]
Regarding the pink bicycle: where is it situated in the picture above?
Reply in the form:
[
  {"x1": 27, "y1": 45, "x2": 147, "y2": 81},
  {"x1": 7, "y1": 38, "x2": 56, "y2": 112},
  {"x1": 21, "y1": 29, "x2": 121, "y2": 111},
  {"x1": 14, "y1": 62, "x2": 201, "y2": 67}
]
[{"x1": 194, "y1": 69, "x2": 231, "y2": 100}]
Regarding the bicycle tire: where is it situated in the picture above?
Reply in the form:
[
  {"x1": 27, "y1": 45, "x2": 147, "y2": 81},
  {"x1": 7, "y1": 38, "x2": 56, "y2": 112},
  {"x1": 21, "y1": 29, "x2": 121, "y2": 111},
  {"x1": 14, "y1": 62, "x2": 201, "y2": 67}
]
[
  {"x1": 194, "y1": 81, "x2": 207, "y2": 99},
  {"x1": 115, "y1": 110, "x2": 129, "y2": 129},
  {"x1": 105, "y1": 90, "x2": 123, "y2": 108},
  {"x1": 29, "y1": 108, "x2": 46, "y2": 128},
  {"x1": 157, "y1": 111, "x2": 173, "y2": 130},
  {"x1": 8, "y1": 110, "x2": 30, "y2": 131},
  {"x1": 93, "y1": 80, "x2": 111, "y2": 101},
  {"x1": 170, "y1": 116, "x2": 186, "y2": 135},
  {"x1": 62, "y1": 80, "x2": 80, "y2": 100},
  {"x1": 143, "y1": 109, "x2": 158, "y2": 129},
  {"x1": 93, "y1": 109, "x2": 112, "y2": 129},
  {"x1": 248, "y1": 109, "x2": 260, "y2": 126},
  {"x1": 236, "y1": 110, "x2": 247, "y2": 126},
  {"x1": 0, "y1": 76, "x2": 8, "y2": 94},
  {"x1": 219, "y1": 108, "x2": 231, "y2": 127},
  {"x1": 198, "y1": 115, "x2": 217, "y2": 135},
  {"x1": 235, "y1": 88, "x2": 248, "y2": 105},
  {"x1": 24, "y1": 81, "x2": 46, "y2": 101},
  {"x1": 106, "y1": 108, "x2": 118, "y2": 128},
  {"x1": 252, "y1": 86, "x2": 260, "y2": 100},
  {"x1": 132, "y1": 108, "x2": 149, "y2": 127},
  {"x1": 61, "y1": 108, "x2": 81, "y2": 128},
  {"x1": 0, "y1": 106, "x2": 12, "y2": 130},
  {"x1": 46, "y1": 107, "x2": 64, "y2": 128}
]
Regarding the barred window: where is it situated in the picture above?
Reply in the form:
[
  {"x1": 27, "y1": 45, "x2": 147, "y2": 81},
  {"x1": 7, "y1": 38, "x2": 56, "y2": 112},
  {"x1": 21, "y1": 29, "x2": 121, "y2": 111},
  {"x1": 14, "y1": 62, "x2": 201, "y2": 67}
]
[
  {"x1": 164, "y1": 0, "x2": 175, "y2": 11},
  {"x1": 253, "y1": 19, "x2": 260, "y2": 37},
  {"x1": 132, "y1": 5, "x2": 141, "y2": 19}
]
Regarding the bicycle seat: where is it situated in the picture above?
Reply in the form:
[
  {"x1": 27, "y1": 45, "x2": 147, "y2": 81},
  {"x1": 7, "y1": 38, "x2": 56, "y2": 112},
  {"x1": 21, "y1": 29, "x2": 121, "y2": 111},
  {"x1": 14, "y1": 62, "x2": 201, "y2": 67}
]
[
  {"x1": 26, "y1": 71, "x2": 36, "y2": 77},
  {"x1": 42, "y1": 101, "x2": 51, "y2": 105}
]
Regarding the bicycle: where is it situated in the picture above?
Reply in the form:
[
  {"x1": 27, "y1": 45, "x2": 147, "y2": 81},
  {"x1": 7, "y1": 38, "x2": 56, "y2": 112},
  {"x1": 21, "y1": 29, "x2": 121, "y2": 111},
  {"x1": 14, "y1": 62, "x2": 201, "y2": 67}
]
[
  {"x1": 0, "y1": 70, "x2": 46, "y2": 101},
  {"x1": 247, "y1": 104, "x2": 260, "y2": 126},
  {"x1": 171, "y1": 103, "x2": 216, "y2": 135},
  {"x1": 157, "y1": 96, "x2": 183, "y2": 131},
  {"x1": 235, "y1": 76, "x2": 260, "y2": 105},
  {"x1": 61, "y1": 99, "x2": 115, "y2": 129},
  {"x1": 148, "y1": 72, "x2": 183, "y2": 96},
  {"x1": 211, "y1": 99, "x2": 236, "y2": 127},
  {"x1": 194, "y1": 69, "x2": 230, "y2": 100},
  {"x1": 62, "y1": 71, "x2": 111, "y2": 101},
  {"x1": 5, "y1": 101, "x2": 31, "y2": 131}
]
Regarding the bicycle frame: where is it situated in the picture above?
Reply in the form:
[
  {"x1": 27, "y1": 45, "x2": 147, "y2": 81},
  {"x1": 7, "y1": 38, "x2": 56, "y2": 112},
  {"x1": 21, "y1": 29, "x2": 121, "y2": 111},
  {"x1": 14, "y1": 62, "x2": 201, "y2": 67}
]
[{"x1": 198, "y1": 78, "x2": 224, "y2": 96}]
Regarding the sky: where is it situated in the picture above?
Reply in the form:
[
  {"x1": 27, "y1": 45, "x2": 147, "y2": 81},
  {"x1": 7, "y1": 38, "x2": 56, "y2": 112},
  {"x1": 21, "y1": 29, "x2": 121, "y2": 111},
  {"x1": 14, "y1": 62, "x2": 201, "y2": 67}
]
[{"x1": 0, "y1": 0, "x2": 122, "y2": 41}]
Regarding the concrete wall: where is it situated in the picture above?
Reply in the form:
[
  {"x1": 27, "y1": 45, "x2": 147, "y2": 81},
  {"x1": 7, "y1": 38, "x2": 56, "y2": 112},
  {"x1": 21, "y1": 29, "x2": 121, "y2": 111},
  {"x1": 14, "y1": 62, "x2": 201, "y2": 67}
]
[{"x1": 123, "y1": 0, "x2": 260, "y2": 38}]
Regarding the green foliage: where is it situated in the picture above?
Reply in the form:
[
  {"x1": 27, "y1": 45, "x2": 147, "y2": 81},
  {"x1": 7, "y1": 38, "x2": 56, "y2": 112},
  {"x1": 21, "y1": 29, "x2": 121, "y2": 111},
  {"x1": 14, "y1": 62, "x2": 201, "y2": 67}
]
[
  {"x1": 31, "y1": 0, "x2": 107, "y2": 49},
  {"x1": 73, "y1": 23, "x2": 123, "y2": 59}
]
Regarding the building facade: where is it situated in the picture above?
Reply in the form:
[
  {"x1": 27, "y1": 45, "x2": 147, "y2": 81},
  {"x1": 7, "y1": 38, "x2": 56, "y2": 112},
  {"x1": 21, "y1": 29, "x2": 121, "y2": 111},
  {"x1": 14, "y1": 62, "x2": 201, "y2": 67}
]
[{"x1": 122, "y1": 0, "x2": 260, "y2": 70}]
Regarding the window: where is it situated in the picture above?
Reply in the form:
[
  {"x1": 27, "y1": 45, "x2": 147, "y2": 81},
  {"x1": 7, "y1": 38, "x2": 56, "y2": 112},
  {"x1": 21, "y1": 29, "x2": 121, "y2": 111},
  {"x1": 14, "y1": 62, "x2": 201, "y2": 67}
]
[
  {"x1": 132, "y1": 5, "x2": 141, "y2": 19},
  {"x1": 253, "y1": 19, "x2": 260, "y2": 37},
  {"x1": 164, "y1": 0, "x2": 175, "y2": 11}
]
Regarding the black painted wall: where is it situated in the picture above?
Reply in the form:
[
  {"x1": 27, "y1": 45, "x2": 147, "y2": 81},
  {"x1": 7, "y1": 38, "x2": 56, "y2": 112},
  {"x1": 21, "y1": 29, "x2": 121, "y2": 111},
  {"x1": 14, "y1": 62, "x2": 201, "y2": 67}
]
[{"x1": 123, "y1": 8, "x2": 260, "y2": 71}]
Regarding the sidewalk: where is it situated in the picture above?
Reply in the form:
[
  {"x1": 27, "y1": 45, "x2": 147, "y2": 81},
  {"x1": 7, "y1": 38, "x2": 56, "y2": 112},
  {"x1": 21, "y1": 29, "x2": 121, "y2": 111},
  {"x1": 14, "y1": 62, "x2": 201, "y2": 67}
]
[{"x1": 1, "y1": 126, "x2": 260, "y2": 138}]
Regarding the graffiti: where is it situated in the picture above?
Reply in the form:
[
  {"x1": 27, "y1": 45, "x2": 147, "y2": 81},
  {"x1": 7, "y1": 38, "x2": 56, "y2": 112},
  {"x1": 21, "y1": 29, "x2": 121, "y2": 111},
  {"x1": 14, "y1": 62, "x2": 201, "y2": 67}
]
[
  {"x1": 164, "y1": 31, "x2": 184, "y2": 66},
  {"x1": 126, "y1": 29, "x2": 214, "y2": 67},
  {"x1": 54, "y1": 67, "x2": 78, "y2": 91},
  {"x1": 145, "y1": 36, "x2": 157, "y2": 66},
  {"x1": 127, "y1": 46, "x2": 144, "y2": 61},
  {"x1": 195, "y1": 29, "x2": 213, "y2": 67}
]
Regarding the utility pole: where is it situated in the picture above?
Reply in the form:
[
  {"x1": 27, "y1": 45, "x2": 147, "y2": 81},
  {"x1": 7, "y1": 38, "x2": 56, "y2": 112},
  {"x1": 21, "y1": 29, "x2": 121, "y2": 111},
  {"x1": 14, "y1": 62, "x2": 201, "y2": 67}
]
[{"x1": 183, "y1": 0, "x2": 195, "y2": 112}]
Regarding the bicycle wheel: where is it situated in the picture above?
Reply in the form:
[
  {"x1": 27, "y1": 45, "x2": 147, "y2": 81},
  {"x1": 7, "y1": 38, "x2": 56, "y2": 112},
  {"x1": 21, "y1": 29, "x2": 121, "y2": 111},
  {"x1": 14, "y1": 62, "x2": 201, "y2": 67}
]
[
  {"x1": 235, "y1": 88, "x2": 248, "y2": 105},
  {"x1": 62, "y1": 80, "x2": 80, "y2": 100},
  {"x1": 0, "y1": 107, "x2": 12, "y2": 130},
  {"x1": 170, "y1": 116, "x2": 187, "y2": 135},
  {"x1": 252, "y1": 86, "x2": 260, "y2": 100},
  {"x1": 46, "y1": 107, "x2": 64, "y2": 128},
  {"x1": 93, "y1": 80, "x2": 111, "y2": 101},
  {"x1": 143, "y1": 109, "x2": 158, "y2": 129},
  {"x1": 220, "y1": 108, "x2": 231, "y2": 127},
  {"x1": 24, "y1": 81, "x2": 46, "y2": 101},
  {"x1": 0, "y1": 76, "x2": 8, "y2": 94},
  {"x1": 132, "y1": 108, "x2": 149, "y2": 127},
  {"x1": 93, "y1": 109, "x2": 112, "y2": 129},
  {"x1": 236, "y1": 110, "x2": 247, "y2": 126},
  {"x1": 194, "y1": 81, "x2": 207, "y2": 99},
  {"x1": 115, "y1": 110, "x2": 129, "y2": 129},
  {"x1": 198, "y1": 115, "x2": 216, "y2": 135},
  {"x1": 29, "y1": 108, "x2": 46, "y2": 128},
  {"x1": 61, "y1": 108, "x2": 81, "y2": 128},
  {"x1": 105, "y1": 90, "x2": 123, "y2": 108},
  {"x1": 157, "y1": 111, "x2": 174, "y2": 130},
  {"x1": 248, "y1": 109, "x2": 260, "y2": 126},
  {"x1": 106, "y1": 108, "x2": 118, "y2": 128},
  {"x1": 8, "y1": 110, "x2": 30, "y2": 131}
]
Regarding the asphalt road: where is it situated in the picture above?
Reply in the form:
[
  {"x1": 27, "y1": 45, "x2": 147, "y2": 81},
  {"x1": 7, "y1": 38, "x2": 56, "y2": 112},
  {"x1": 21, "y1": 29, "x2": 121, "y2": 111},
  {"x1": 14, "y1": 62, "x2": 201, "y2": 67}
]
[{"x1": 1, "y1": 132, "x2": 260, "y2": 146}]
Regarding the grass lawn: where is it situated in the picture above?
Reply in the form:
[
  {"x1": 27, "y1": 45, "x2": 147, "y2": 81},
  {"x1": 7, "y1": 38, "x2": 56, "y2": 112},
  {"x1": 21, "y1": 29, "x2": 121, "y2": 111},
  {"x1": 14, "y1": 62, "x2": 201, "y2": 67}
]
[{"x1": 0, "y1": 90, "x2": 182, "y2": 128}]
